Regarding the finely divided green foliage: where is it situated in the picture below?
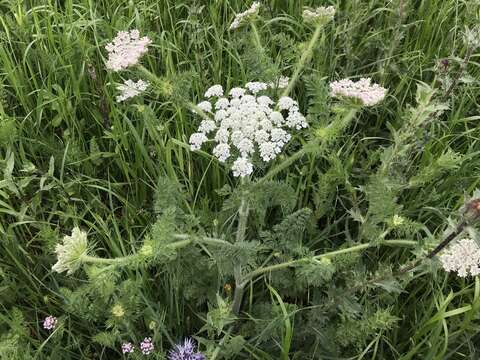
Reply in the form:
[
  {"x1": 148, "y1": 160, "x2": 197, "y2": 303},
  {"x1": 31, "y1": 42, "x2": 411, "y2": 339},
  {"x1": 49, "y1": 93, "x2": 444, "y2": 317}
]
[{"x1": 1, "y1": 0, "x2": 480, "y2": 359}]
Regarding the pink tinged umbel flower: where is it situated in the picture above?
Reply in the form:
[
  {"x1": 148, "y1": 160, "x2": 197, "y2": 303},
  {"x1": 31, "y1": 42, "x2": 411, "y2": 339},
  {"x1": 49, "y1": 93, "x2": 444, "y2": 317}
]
[
  {"x1": 105, "y1": 29, "x2": 151, "y2": 72},
  {"x1": 122, "y1": 342, "x2": 135, "y2": 354},
  {"x1": 43, "y1": 315, "x2": 57, "y2": 331},
  {"x1": 329, "y1": 78, "x2": 387, "y2": 106},
  {"x1": 140, "y1": 337, "x2": 154, "y2": 355}
]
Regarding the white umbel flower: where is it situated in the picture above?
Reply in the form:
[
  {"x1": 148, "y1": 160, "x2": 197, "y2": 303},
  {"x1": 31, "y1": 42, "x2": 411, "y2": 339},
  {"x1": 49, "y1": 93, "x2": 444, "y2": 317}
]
[
  {"x1": 52, "y1": 227, "x2": 89, "y2": 275},
  {"x1": 213, "y1": 143, "x2": 231, "y2": 162},
  {"x1": 302, "y1": 6, "x2": 336, "y2": 25},
  {"x1": 189, "y1": 132, "x2": 208, "y2": 150},
  {"x1": 196, "y1": 101, "x2": 213, "y2": 113},
  {"x1": 105, "y1": 30, "x2": 151, "y2": 72},
  {"x1": 205, "y1": 85, "x2": 224, "y2": 98},
  {"x1": 246, "y1": 82, "x2": 268, "y2": 94},
  {"x1": 232, "y1": 157, "x2": 254, "y2": 177},
  {"x1": 439, "y1": 238, "x2": 480, "y2": 277},
  {"x1": 229, "y1": 2, "x2": 261, "y2": 30},
  {"x1": 330, "y1": 78, "x2": 387, "y2": 106},
  {"x1": 189, "y1": 82, "x2": 307, "y2": 177},
  {"x1": 116, "y1": 79, "x2": 149, "y2": 102}
]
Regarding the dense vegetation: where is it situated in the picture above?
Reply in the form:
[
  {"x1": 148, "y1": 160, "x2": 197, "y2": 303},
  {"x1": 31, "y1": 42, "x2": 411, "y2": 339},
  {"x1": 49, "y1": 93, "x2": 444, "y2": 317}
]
[{"x1": 1, "y1": 0, "x2": 480, "y2": 359}]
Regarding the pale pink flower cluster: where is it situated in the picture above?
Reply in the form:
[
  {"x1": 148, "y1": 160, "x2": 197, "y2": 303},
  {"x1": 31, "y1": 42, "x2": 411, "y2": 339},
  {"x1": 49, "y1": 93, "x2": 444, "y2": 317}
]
[
  {"x1": 105, "y1": 29, "x2": 151, "y2": 71},
  {"x1": 189, "y1": 83, "x2": 307, "y2": 177},
  {"x1": 43, "y1": 315, "x2": 57, "y2": 330},
  {"x1": 439, "y1": 239, "x2": 480, "y2": 277},
  {"x1": 329, "y1": 78, "x2": 387, "y2": 106},
  {"x1": 116, "y1": 79, "x2": 149, "y2": 102},
  {"x1": 140, "y1": 337, "x2": 154, "y2": 355},
  {"x1": 122, "y1": 342, "x2": 135, "y2": 354},
  {"x1": 229, "y1": 2, "x2": 261, "y2": 30}
]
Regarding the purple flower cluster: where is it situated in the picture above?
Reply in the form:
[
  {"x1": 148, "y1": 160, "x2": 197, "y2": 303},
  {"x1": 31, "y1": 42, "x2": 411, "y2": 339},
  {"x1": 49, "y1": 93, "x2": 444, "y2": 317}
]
[
  {"x1": 168, "y1": 338, "x2": 205, "y2": 360},
  {"x1": 42, "y1": 315, "x2": 57, "y2": 331}
]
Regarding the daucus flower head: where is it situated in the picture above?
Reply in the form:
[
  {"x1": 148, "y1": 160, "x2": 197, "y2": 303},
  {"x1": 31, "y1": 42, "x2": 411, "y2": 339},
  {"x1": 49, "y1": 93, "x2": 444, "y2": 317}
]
[
  {"x1": 329, "y1": 78, "x2": 387, "y2": 106},
  {"x1": 42, "y1": 315, "x2": 57, "y2": 331},
  {"x1": 122, "y1": 342, "x2": 135, "y2": 354},
  {"x1": 439, "y1": 238, "x2": 480, "y2": 277},
  {"x1": 229, "y1": 2, "x2": 261, "y2": 30},
  {"x1": 168, "y1": 338, "x2": 205, "y2": 360},
  {"x1": 116, "y1": 79, "x2": 149, "y2": 102},
  {"x1": 189, "y1": 83, "x2": 307, "y2": 177},
  {"x1": 302, "y1": 6, "x2": 335, "y2": 25},
  {"x1": 105, "y1": 29, "x2": 151, "y2": 71},
  {"x1": 140, "y1": 337, "x2": 154, "y2": 355},
  {"x1": 52, "y1": 227, "x2": 89, "y2": 275}
]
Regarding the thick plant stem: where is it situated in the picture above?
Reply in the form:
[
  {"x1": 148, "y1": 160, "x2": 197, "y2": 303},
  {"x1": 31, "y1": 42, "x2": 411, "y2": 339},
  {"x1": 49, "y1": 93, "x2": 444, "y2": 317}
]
[
  {"x1": 282, "y1": 24, "x2": 323, "y2": 98},
  {"x1": 240, "y1": 239, "x2": 417, "y2": 285},
  {"x1": 232, "y1": 179, "x2": 250, "y2": 315}
]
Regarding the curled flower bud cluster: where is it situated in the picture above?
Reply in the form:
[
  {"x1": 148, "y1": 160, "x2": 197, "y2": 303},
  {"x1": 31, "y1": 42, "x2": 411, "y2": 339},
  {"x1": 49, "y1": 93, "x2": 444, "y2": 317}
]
[
  {"x1": 168, "y1": 338, "x2": 205, "y2": 360},
  {"x1": 302, "y1": 6, "x2": 335, "y2": 25},
  {"x1": 229, "y1": 2, "x2": 261, "y2": 30},
  {"x1": 116, "y1": 79, "x2": 149, "y2": 102},
  {"x1": 105, "y1": 29, "x2": 151, "y2": 71},
  {"x1": 52, "y1": 227, "x2": 89, "y2": 275},
  {"x1": 329, "y1": 78, "x2": 387, "y2": 106},
  {"x1": 43, "y1": 315, "x2": 57, "y2": 331},
  {"x1": 189, "y1": 83, "x2": 307, "y2": 177},
  {"x1": 439, "y1": 238, "x2": 480, "y2": 277}
]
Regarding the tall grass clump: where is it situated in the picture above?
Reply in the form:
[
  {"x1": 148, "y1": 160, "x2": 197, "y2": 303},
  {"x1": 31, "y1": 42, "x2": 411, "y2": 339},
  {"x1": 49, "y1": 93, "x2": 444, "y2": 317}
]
[{"x1": 1, "y1": 0, "x2": 480, "y2": 359}]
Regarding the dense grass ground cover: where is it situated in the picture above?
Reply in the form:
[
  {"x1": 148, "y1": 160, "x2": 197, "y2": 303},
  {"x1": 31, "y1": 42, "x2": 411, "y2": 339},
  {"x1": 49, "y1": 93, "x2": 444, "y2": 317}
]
[{"x1": 1, "y1": 0, "x2": 480, "y2": 359}]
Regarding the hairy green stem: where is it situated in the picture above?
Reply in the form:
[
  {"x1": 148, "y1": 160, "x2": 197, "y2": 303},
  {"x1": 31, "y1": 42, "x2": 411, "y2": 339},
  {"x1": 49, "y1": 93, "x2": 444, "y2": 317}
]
[
  {"x1": 240, "y1": 239, "x2": 417, "y2": 285},
  {"x1": 232, "y1": 179, "x2": 250, "y2": 315},
  {"x1": 282, "y1": 24, "x2": 323, "y2": 97},
  {"x1": 80, "y1": 235, "x2": 232, "y2": 266}
]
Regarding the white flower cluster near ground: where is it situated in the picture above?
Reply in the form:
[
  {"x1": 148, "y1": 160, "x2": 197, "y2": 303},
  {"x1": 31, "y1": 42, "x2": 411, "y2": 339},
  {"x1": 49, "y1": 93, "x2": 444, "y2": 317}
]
[{"x1": 189, "y1": 82, "x2": 307, "y2": 177}]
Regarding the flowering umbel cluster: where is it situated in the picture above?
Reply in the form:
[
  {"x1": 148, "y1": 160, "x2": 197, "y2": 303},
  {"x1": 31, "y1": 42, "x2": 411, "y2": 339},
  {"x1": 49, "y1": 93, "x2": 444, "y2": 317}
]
[
  {"x1": 116, "y1": 79, "x2": 149, "y2": 102},
  {"x1": 189, "y1": 83, "x2": 307, "y2": 177},
  {"x1": 168, "y1": 338, "x2": 205, "y2": 360},
  {"x1": 42, "y1": 316, "x2": 57, "y2": 331},
  {"x1": 439, "y1": 238, "x2": 480, "y2": 277},
  {"x1": 302, "y1": 6, "x2": 335, "y2": 25},
  {"x1": 105, "y1": 29, "x2": 151, "y2": 71},
  {"x1": 52, "y1": 227, "x2": 88, "y2": 275},
  {"x1": 229, "y1": 2, "x2": 261, "y2": 30},
  {"x1": 329, "y1": 78, "x2": 387, "y2": 106}
]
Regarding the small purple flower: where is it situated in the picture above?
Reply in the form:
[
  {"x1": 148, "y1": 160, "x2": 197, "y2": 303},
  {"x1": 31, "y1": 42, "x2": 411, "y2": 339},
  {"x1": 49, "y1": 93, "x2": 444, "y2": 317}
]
[
  {"x1": 42, "y1": 315, "x2": 57, "y2": 331},
  {"x1": 140, "y1": 337, "x2": 154, "y2": 355},
  {"x1": 122, "y1": 342, "x2": 134, "y2": 354},
  {"x1": 168, "y1": 338, "x2": 205, "y2": 360}
]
